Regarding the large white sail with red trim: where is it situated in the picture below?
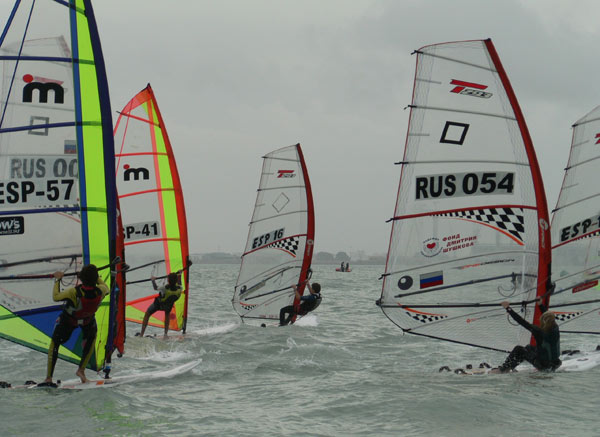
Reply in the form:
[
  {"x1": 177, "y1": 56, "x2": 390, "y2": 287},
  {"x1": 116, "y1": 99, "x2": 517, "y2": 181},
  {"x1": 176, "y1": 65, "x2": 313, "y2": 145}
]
[
  {"x1": 233, "y1": 143, "x2": 314, "y2": 325},
  {"x1": 550, "y1": 106, "x2": 600, "y2": 334},
  {"x1": 378, "y1": 39, "x2": 551, "y2": 352}
]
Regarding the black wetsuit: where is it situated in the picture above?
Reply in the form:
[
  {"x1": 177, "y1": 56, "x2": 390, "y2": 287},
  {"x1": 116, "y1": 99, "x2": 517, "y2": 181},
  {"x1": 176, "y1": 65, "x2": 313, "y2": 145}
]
[
  {"x1": 279, "y1": 293, "x2": 322, "y2": 326},
  {"x1": 499, "y1": 306, "x2": 561, "y2": 371}
]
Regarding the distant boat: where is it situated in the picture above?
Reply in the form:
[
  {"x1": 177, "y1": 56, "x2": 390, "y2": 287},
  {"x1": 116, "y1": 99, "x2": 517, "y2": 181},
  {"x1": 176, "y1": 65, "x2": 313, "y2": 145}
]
[
  {"x1": 335, "y1": 268, "x2": 352, "y2": 272},
  {"x1": 0, "y1": 0, "x2": 123, "y2": 371},
  {"x1": 114, "y1": 84, "x2": 190, "y2": 333},
  {"x1": 550, "y1": 105, "x2": 600, "y2": 334},
  {"x1": 378, "y1": 39, "x2": 552, "y2": 353},
  {"x1": 232, "y1": 143, "x2": 315, "y2": 326}
]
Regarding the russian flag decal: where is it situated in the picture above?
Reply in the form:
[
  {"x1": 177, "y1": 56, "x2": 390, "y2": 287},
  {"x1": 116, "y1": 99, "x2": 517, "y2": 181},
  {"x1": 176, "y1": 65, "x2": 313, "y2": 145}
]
[{"x1": 420, "y1": 271, "x2": 443, "y2": 289}]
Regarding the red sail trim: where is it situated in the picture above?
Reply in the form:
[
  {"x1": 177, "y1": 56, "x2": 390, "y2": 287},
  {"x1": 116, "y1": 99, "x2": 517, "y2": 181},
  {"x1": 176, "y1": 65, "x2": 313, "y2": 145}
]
[
  {"x1": 117, "y1": 110, "x2": 160, "y2": 127},
  {"x1": 145, "y1": 84, "x2": 190, "y2": 330},
  {"x1": 115, "y1": 152, "x2": 168, "y2": 158},
  {"x1": 124, "y1": 237, "x2": 181, "y2": 246},
  {"x1": 391, "y1": 204, "x2": 536, "y2": 221},
  {"x1": 453, "y1": 218, "x2": 524, "y2": 246},
  {"x1": 113, "y1": 198, "x2": 126, "y2": 355},
  {"x1": 485, "y1": 39, "x2": 551, "y2": 342},
  {"x1": 552, "y1": 229, "x2": 600, "y2": 249},
  {"x1": 118, "y1": 187, "x2": 175, "y2": 199},
  {"x1": 292, "y1": 143, "x2": 315, "y2": 321}
]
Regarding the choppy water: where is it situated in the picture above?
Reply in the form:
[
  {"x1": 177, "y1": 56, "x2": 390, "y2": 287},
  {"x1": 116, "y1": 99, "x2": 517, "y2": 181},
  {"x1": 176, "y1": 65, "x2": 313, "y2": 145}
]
[{"x1": 2, "y1": 264, "x2": 600, "y2": 436}]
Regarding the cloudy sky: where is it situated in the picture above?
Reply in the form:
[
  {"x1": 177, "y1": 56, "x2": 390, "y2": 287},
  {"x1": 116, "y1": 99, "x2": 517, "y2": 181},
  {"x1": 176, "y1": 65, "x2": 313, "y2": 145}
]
[{"x1": 5, "y1": 0, "x2": 600, "y2": 255}]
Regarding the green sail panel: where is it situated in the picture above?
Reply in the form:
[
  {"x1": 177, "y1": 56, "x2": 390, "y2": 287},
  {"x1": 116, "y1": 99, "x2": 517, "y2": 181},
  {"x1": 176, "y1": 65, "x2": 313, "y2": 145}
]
[
  {"x1": 114, "y1": 84, "x2": 190, "y2": 332},
  {"x1": 0, "y1": 0, "x2": 117, "y2": 371}
]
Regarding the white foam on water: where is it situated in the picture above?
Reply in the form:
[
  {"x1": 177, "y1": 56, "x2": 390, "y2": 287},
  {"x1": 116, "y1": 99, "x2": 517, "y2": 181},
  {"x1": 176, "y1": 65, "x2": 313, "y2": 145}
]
[
  {"x1": 295, "y1": 313, "x2": 319, "y2": 326},
  {"x1": 190, "y1": 321, "x2": 239, "y2": 336}
]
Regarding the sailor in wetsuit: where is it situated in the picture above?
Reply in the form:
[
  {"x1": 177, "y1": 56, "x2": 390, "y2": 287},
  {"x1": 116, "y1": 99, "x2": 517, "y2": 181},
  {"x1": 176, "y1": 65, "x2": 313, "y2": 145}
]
[
  {"x1": 493, "y1": 297, "x2": 561, "y2": 373},
  {"x1": 42, "y1": 264, "x2": 109, "y2": 385},
  {"x1": 279, "y1": 281, "x2": 322, "y2": 326},
  {"x1": 138, "y1": 272, "x2": 182, "y2": 337}
]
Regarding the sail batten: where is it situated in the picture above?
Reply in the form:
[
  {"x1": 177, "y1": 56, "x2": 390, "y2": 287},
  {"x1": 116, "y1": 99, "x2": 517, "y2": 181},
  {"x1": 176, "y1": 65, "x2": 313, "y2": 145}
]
[{"x1": 379, "y1": 39, "x2": 550, "y2": 352}]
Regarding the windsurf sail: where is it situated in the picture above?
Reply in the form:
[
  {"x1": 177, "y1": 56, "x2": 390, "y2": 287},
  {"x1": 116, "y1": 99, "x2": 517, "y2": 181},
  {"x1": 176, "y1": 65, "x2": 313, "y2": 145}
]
[
  {"x1": 114, "y1": 84, "x2": 190, "y2": 333},
  {"x1": 0, "y1": 0, "x2": 120, "y2": 370},
  {"x1": 550, "y1": 106, "x2": 600, "y2": 334},
  {"x1": 233, "y1": 143, "x2": 315, "y2": 325},
  {"x1": 378, "y1": 39, "x2": 551, "y2": 352}
]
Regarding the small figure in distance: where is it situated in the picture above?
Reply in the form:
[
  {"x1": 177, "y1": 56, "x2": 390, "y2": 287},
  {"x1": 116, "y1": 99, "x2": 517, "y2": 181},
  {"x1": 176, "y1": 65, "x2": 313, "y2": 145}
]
[
  {"x1": 491, "y1": 296, "x2": 561, "y2": 373},
  {"x1": 42, "y1": 264, "x2": 109, "y2": 386},
  {"x1": 340, "y1": 262, "x2": 345, "y2": 272},
  {"x1": 138, "y1": 271, "x2": 183, "y2": 338},
  {"x1": 279, "y1": 281, "x2": 322, "y2": 326}
]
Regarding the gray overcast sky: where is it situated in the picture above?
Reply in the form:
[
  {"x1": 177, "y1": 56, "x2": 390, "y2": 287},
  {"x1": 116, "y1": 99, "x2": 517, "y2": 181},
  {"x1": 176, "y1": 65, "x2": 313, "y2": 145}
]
[{"x1": 3, "y1": 0, "x2": 600, "y2": 255}]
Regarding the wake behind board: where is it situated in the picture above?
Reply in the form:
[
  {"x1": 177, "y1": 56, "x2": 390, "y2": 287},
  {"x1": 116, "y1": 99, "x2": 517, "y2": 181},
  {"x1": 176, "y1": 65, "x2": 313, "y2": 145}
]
[
  {"x1": 443, "y1": 350, "x2": 600, "y2": 375},
  {"x1": 134, "y1": 322, "x2": 239, "y2": 340},
  {"x1": 3, "y1": 359, "x2": 200, "y2": 390}
]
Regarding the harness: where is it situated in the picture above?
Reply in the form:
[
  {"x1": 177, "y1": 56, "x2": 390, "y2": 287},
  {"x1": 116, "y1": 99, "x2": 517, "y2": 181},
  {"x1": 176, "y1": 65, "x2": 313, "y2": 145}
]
[
  {"x1": 63, "y1": 285, "x2": 103, "y2": 326},
  {"x1": 299, "y1": 294, "x2": 322, "y2": 315},
  {"x1": 155, "y1": 285, "x2": 182, "y2": 310}
]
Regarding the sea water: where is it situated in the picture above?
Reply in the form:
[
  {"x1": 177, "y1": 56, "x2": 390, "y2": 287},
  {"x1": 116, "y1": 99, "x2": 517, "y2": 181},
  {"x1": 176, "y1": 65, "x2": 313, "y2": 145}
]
[{"x1": 1, "y1": 264, "x2": 599, "y2": 436}]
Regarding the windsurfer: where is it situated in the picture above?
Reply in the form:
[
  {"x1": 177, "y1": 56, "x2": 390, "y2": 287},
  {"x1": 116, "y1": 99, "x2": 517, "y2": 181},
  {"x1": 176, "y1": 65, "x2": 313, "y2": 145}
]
[
  {"x1": 279, "y1": 282, "x2": 322, "y2": 326},
  {"x1": 493, "y1": 298, "x2": 561, "y2": 373},
  {"x1": 138, "y1": 272, "x2": 183, "y2": 337},
  {"x1": 42, "y1": 264, "x2": 109, "y2": 386}
]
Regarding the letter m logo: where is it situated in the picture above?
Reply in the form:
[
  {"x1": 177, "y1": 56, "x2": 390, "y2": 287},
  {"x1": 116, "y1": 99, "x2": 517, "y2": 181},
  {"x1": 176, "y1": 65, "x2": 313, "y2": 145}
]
[
  {"x1": 23, "y1": 82, "x2": 65, "y2": 104},
  {"x1": 123, "y1": 166, "x2": 150, "y2": 181}
]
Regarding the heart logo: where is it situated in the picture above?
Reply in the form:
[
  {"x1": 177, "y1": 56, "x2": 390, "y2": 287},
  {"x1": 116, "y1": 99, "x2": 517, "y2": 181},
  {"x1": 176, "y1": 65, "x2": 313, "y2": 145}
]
[{"x1": 427, "y1": 242, "x2": 437, "y2": 249}]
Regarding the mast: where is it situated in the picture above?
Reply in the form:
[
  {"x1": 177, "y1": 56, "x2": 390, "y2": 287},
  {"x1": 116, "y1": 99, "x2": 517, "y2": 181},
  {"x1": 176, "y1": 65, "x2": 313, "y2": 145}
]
[
  {"x1": 484, "y1": 39, "x2": 551, "y2": 333},
  {"x1": 292, "y1": 144, "x2": 314, "y2": 315}
]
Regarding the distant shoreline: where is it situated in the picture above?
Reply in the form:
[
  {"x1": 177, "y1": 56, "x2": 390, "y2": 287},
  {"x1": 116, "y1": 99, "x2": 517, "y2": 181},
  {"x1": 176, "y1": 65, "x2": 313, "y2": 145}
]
[
  {"x1": 191, "y1": 253, "x2": 385, "y2": 266},
  {"x1": 192, "y1": 260, "x2": 385, "y2": 266}
]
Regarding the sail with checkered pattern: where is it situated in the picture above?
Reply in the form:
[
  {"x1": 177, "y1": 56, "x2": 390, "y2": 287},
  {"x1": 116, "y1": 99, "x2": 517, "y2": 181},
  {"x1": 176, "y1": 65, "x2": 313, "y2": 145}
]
[
  {"x1": 378, "y1": 39, "x2": 551, "y2": 352},
  {"x1": 550, "y1": 106, "x2": 600, "y2": 334},
  {"x1": 232, "y1": 144, "x2": 315, "y2": 325}
]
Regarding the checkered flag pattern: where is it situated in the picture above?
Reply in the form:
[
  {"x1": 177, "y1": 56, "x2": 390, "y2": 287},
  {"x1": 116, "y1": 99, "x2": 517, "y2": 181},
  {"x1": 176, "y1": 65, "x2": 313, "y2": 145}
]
[
  {"x1": 435, "y1": 207, "x2": 525, "y2": 242},
  {"x1": 582, "y1": 230, "x2": 600, "y2": 240},
  {"x1": 267, "y1": 236, "x2": 300, "y2": 256},
  {"x1": 406, "y1": 311, "x2": 448, "y2": 324},
  {"x1": 554, "y1": 312, "x2": 583, "y2": 323}
]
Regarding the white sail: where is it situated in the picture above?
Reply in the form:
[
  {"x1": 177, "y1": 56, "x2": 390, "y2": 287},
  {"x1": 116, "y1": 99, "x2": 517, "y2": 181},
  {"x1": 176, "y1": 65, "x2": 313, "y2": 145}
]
[
  {"x1": 379, "y1": 39, "x2": 551, "y2": 352},
  {"x1": 550, "y1": 106, "x2": 600, "y2": 334},
  {"x1": 233, "y1": 144, "x2": 315, "y2": 325}
]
